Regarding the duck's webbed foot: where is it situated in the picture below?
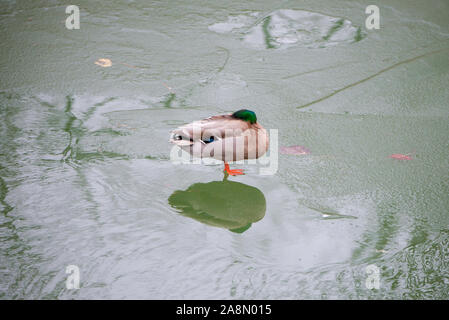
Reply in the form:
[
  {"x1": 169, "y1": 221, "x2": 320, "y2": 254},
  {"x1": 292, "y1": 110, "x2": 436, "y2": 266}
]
[{"x1": 224, "y1": 163, "x2": 244, "y2": 176}]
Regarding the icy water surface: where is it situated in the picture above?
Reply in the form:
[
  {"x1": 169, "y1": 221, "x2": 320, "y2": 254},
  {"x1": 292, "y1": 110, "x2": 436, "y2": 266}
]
[{"x1": 1, "y1": 0, "x2": 449, "y2": 299}]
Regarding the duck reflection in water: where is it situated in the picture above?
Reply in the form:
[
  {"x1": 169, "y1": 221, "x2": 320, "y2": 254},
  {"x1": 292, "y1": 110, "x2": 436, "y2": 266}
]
[{"x1": 168, "y1": 178, "x2": 266, "y2": 233}]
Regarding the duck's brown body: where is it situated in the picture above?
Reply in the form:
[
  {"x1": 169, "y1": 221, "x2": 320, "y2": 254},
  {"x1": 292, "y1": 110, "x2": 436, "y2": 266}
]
[{"x1": 170, "y1": 111, "x2": 269, "y2": 171}]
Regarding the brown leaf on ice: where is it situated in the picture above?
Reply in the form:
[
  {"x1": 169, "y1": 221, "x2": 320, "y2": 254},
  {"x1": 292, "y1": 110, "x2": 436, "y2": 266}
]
[{"x1": 95, "y1": 58, "x2": 112, "y2": 67}]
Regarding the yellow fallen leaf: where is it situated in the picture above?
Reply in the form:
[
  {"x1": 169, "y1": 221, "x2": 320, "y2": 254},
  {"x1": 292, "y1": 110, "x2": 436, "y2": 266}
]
[{"x1": 95, "y1": 58, "x2": 112, "y2": 67}]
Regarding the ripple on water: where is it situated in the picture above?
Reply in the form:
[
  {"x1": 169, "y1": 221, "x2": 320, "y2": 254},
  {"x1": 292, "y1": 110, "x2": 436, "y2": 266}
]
[{"x1": 209, "y1": 9, "x2": 365, "y2": 49}]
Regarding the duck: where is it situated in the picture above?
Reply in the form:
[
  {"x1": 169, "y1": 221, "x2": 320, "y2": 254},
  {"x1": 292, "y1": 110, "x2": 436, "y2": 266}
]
[{"x1": 169, "y1": 109, "x2": 269, "y2": 176}]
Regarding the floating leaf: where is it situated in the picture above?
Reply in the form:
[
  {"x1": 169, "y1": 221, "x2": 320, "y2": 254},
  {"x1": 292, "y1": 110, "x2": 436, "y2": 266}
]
[
  {"x1": 280, "y1": 145, "x2": 310, "y2": 155},
  {"x1": 95, "y1": 58, "x2": 112, "y2": 67},
  {"x1": 390, "y1": 154, "x2": 412, "y2": 160}
]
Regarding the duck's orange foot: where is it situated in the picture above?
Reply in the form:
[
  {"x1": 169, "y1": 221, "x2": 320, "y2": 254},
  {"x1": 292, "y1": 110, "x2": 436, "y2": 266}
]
[
  {"x1": 224, "y1": 163, "x2": 245, "y2": 176},
  {"x1": 224, "y1": 168, "x2": 245, "y2": 176}
]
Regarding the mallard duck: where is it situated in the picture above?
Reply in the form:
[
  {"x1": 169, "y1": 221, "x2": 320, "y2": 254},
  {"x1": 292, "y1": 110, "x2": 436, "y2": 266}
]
[{"x1": 170, "y1": 109, "x2": 269, "y2": 175}]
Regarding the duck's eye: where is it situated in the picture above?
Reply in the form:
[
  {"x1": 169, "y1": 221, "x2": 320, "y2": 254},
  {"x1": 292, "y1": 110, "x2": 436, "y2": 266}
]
[
  {"x1": 174, "y1": 135, "x2": 182, "y2": 140},
  {"x1": 202, "y1": 136, "x2": 215, "y2": 144}
]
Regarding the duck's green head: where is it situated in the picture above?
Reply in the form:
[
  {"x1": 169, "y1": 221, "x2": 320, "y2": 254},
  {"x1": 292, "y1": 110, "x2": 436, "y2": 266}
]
[{"x1": 232, "y1": 109, "x2": 257, "y2": 124}]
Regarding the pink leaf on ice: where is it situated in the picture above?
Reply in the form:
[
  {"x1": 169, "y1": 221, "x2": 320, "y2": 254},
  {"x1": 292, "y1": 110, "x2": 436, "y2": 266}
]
[
  {"x1": 389, "y1": 154, "x2": 412, "y2": 160},
  {"x1": 280, "y1": 145, "x2": 311, "y2": 155}
]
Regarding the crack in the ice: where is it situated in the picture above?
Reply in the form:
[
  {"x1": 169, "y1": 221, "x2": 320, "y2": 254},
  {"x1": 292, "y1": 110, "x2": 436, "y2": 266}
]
[{"x1": 296, "y1": 46, "x2": 449, "y2": 109}]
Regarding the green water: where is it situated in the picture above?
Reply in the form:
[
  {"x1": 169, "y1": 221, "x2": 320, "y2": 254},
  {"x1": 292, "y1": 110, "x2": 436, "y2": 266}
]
[{"x1": 1, "y1": 0, "x2": 448, "y2": 299}]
